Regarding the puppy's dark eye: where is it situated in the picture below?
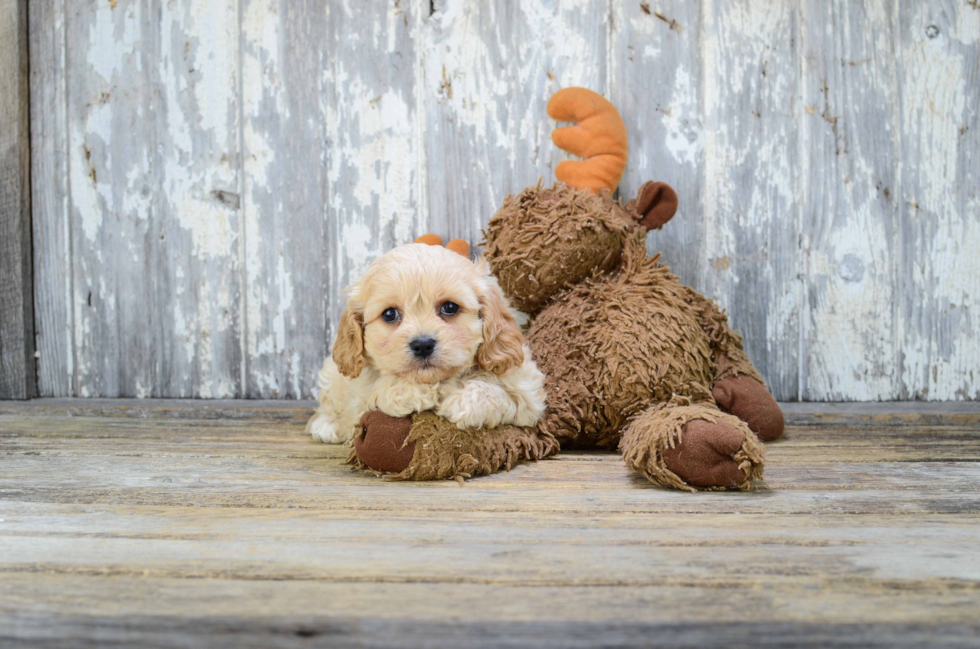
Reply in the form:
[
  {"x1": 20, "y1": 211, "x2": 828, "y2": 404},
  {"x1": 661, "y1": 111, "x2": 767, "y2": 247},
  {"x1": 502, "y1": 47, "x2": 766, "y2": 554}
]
[
  {"x1": 381, "y1": 308, "x2": 400, "y2": 323},
  {"x1": 440, "y1": 302, "x2": 460, "y2": 317}
]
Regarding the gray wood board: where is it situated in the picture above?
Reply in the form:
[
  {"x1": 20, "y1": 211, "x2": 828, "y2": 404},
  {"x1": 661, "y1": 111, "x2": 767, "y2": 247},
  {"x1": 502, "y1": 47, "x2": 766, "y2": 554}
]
[
  {"x1": 241, "y1": 0, "x2": 332, "y2": 398},
  {"x1": 801, "y1": 0, "x2": 901, "y2": 400},
  {"x1": 0, "y1": 0, "x2": 35, "y2": 400},
  {"x1": 897, "y1": 0, "x2": 980, "y2": 401},
  {"x1": 26, "y1": 0, "x2": 980, "y2": 400},
  {"x1": 1, "y1": 403, "x2": 980, "y2": 647},
  {"x1": 2, "y1": 615, "x2": 978, "y2": 649},
  {"x1": 27, "y1": 0, "x2": 70, "y2": 397},
  {"x1": 4, "y1": 397, "x2": 980, "y2": 425},
  {"x1": 72, "y1": 1, "x2": 242, "y2": 399}
]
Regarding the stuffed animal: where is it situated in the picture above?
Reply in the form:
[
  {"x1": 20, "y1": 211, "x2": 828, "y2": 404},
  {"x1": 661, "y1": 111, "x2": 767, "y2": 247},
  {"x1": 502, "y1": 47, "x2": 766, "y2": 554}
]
[{"x1": 348, "y1": 88, "x2": 783, "y2": 490}]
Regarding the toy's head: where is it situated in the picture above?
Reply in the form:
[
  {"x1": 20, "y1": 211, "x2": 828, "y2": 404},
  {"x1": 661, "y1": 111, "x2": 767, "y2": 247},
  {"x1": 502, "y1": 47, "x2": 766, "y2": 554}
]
[
  {"x1": 483, "y1": 180, "x2": 678, "y2": 314},
  {"x1": 482, "y1": 87, "x2": 679, "y2": 314}
]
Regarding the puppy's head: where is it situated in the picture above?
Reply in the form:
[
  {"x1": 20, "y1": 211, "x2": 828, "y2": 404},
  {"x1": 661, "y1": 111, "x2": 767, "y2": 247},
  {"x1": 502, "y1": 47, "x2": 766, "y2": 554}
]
[{"x1": 332, "y1": 243, "x2": 524, "y2": 384}]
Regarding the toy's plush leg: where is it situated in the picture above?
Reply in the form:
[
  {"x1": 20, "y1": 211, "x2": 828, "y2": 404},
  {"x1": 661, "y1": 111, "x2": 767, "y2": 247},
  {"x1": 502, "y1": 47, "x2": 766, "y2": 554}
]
[
  {"x1": 683, "y1": 287, "x2": 785, "y2": 441},
  {"x1": 713, "y1": 375, "x2": 784, "y2": 442},
  {"x1": 348, "y1": 410, "x2": 560, "y2": 481},
  {"x1": 619, "y1": 400, "x2": 765, "y2": 491}
]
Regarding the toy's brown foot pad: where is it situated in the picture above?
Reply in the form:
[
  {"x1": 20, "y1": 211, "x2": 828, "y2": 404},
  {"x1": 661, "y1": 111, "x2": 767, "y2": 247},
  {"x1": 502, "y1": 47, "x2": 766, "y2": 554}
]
[
  {"x1": 621, "y1": 404, "x2": 764, "y2": 491},
  {"x1": 353, "y1": 411, "x2": 415, "y2": 473},
  {"x1": 662, "y1": 419, "x2": 747, "y2": 489},
  {"x1": 713, "y1": 376, "x2": 785, "y2": 442}
]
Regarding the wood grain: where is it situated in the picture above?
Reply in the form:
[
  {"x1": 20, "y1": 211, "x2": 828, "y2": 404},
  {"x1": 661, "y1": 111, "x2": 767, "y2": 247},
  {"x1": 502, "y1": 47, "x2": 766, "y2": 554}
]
[
  {"x1": 1, "y1": 401, "x2": 979, "y2": 646},
  {"x1": 700, "y1": 0, "x2": 802, "y2": 400},
  {"x1": 611, "y1": 1, "x2": 705, "y2": 290},
  {"x1": 0, "y1": 0, "x2": 35, "y2": 400},
  {"x1": 239, "y1": 0, "x2": 328, "y2": 399},
  {"x1": 3, "y1": 605, "x2": 978, "y2": 649},
  {"x1": 421, "y1": 0, "x2": 608, "y2": 245},
  {"x1": 897, "y1": 0, "x2": 980, "y2": 400},
  {"x1": 27, "y1": 0, "x2": 71, "y2": 397},
  {"x1": 801, "y1": 0, "x2": 902, "y2": 400},
  {"x1": 61, "y1": 1, "x2": 244, "y2": 398}
]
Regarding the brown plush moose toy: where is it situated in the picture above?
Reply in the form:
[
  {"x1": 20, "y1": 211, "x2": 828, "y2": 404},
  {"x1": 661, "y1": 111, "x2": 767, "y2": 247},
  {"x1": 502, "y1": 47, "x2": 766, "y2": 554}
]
[{"x1": 349, "y1": 88, "x2": 784, "y2": 491}]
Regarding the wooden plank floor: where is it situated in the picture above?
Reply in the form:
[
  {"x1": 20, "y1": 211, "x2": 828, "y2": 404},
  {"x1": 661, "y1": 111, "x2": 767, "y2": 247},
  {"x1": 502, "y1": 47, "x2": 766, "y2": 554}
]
[{"x1": 1, "y1": 400, "x2": 979, "y2": 648}]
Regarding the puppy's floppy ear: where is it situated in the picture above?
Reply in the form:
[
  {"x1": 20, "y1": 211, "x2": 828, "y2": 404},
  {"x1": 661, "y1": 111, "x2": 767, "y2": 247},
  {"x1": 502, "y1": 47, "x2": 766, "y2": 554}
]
[
  {"x1": 332, "y1": 304, "x2": 365, "y2": 379},
  {"x1": 477, "y1": 280, "x2": 525, "y2": 376}
]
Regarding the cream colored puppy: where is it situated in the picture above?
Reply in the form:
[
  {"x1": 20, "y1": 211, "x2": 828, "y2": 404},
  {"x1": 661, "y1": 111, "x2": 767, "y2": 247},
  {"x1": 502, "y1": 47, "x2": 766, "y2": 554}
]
[{"x1": 307, "y1": 243, "x2": 546, "y2": 444}]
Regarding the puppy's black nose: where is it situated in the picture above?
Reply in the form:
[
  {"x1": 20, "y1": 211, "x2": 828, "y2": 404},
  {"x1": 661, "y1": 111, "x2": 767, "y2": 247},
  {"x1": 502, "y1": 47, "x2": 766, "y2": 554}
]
[{"x1": 409, "y1": 336, "x2": 437, "y2": 359}]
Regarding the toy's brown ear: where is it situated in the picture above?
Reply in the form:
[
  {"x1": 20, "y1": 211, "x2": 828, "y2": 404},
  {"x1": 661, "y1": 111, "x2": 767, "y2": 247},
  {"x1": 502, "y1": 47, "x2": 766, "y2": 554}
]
[{"x1": 628, "y1": 181, "x2": 678, "y2": 230}]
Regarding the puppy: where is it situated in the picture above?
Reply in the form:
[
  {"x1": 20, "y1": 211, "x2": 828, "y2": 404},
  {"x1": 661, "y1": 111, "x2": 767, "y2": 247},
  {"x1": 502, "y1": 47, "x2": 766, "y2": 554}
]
[{"x1": 307, "y1": 243, "x2": 546, "y2": 444}]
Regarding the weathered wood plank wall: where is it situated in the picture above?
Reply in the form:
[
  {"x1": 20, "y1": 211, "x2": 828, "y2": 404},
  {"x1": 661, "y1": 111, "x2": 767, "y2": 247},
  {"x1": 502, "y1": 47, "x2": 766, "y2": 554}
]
[
  {"x1": 26, "y1": 0, "x2": 979, "y2": 401},
  {"x1": 0, "y1": 0, "x2": 35, "y2": 399}
]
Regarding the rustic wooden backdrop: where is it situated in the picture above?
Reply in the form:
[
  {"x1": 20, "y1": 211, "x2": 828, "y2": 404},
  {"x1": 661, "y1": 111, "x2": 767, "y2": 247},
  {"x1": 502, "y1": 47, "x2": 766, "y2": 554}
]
[{"x1": 25, "y1": 0, "x2": 979, "y2": 401}]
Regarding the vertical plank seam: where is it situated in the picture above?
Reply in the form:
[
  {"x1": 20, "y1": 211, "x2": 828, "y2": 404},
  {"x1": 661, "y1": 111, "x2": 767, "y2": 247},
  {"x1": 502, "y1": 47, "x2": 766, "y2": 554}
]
[
  {"x1": 62, "y1": 0, "x2": 76, "y2": 397},
  {"x1": 796, "y1": 0, "x2": 807, "y2": 401},
  {"x1": 321, "y1": 2, "x2": 332, "y2": 375},
  {"x1": 605, "y1": 0, "x2": 614, "y2": 99},
  {"x1": 24, "y1": 0, "x2": 37, "y2": 398},
  {"x1": 695, "y1": 0, "x2": 706, "y2": 328},
  {"x1": 326, "y1": 5, "x2": 339, "y2": 359},
  {"x1": 236, "y1": 0, "x2": 247, "y2": 398},
  {"x1": 892, "y1": 0, "x2": 906, "y2": 400},
  {"x1": 414, "y1": 0, "x2": 429, "y2": 234},
  {"x1": 692, "y1": 0, "x2": 703, "y2": 302}
]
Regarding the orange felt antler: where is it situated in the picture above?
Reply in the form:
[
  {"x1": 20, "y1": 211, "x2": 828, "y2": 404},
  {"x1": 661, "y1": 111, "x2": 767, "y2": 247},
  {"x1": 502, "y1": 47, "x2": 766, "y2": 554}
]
[
  {"x1": 547, "y1": 88, "x2": 628, "y2": 193},
  {"x1": 414, "y1": 234, "x2": 470, "y2": 258}
]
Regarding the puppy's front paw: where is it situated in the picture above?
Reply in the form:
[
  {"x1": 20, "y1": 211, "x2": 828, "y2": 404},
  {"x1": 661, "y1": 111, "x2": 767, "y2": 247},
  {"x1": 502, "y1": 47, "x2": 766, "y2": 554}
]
[
  {"x1": 306, "y1": 412, "x2": 349, "y2": 444},
  {"x1": 372, "y1": 378, "x2": 440, "y2": 418},
  {"x1": 438, "y1": 382, "x2": 516, "y2": 430}
]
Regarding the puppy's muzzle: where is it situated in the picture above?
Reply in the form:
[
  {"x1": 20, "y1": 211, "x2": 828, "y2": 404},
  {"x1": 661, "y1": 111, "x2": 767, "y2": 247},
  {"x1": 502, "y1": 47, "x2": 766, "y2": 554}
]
[{"x1": 409, "y1": 336, "x2": 437, "y2": 360}]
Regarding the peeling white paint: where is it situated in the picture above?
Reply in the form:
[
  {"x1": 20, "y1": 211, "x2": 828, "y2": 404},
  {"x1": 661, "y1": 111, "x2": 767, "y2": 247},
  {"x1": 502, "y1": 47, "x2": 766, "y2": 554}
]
[
  {"x1": 901, "y1": 40, "x2": 966, "y2": 219},
  {"x1": 702, "y1": 0, "x2": 800, "y2": 399},
  {"x1": 347, "y1": 88, "x2": 417, "y2": 234},
  {"x1": 86, "y1": 2, "x2": 141, "y2": 84},
  {"x1": 898, "y1": 1, "x2": 979, "y2": 400},
  {"x1": 799, "y1": 0, "x2": 903, "y2": 400},
  {"x1": 63, "y1": 0, "x2": 243, "y2": 398},
  {"x1": 662, "y1": 67, "x2": 702, "y2": 167},
  {"x1": 189, "y1": 0, "x2": 238, "y2": 144},
  {"x1": 71, "y1": 105, "x2": 114, "y2": 243},
  {"x1": 338, "y1": 221, "x2": 378, "y2": 285}
]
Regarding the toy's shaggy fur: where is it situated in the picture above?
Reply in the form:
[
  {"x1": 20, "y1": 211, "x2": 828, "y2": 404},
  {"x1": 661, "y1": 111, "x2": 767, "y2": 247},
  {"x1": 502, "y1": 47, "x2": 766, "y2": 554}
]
[{"x1": 483, "y1": 182, "x2": 769, "y2": 489}]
